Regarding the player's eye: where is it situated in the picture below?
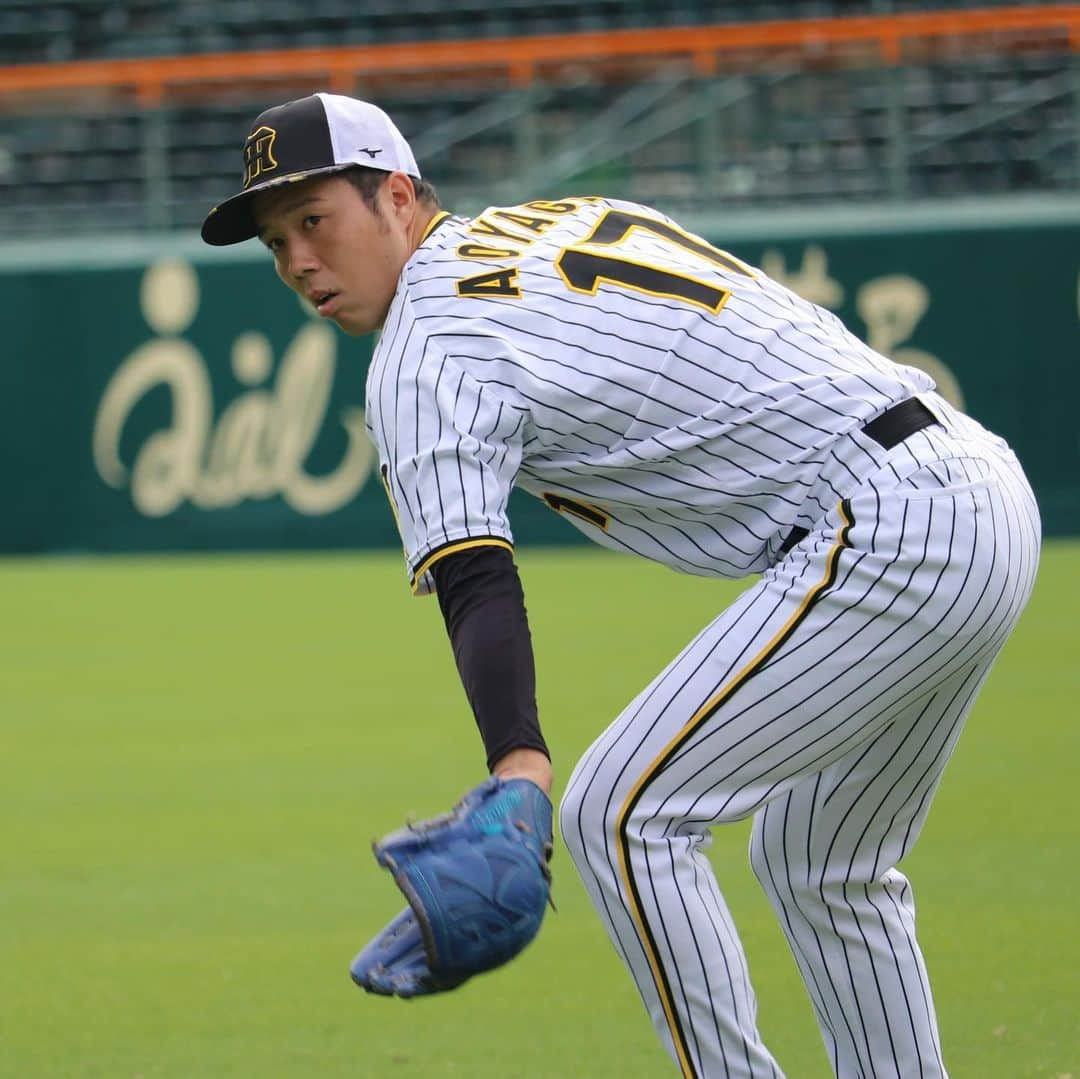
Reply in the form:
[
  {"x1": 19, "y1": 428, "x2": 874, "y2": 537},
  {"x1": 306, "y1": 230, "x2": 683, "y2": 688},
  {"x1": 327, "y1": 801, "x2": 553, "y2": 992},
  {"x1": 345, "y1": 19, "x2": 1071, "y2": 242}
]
[
  {"x1": 264, "y1": 236, "x2": 284, "y2": 254},
  {"x1": 303, "y1": 214, "x2": 322, "y2": 230}
]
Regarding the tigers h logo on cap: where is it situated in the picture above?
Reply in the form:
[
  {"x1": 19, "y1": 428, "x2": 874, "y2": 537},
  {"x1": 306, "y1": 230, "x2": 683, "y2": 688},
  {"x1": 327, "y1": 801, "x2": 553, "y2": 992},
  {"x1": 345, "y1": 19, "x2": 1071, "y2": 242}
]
[
  {"x1": 201, "y1": 93, "x2": 421, "y2": 246},
  {"x1": 243, "y1": 126, "x2": 278, "y2": 189}
]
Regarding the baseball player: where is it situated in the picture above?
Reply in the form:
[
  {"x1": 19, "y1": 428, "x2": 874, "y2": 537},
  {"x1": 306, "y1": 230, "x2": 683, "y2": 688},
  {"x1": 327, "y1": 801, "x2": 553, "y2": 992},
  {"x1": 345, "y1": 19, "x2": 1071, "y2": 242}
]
[{"x1": 202, "y1": 93, "x2": 1041, "y2": 1078}]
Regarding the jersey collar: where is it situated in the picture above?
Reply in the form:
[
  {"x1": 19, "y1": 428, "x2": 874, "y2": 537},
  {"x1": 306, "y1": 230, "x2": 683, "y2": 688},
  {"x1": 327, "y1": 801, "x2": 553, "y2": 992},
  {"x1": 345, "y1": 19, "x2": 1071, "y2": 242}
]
[{"x1": 420, "y1": 210, "x2": 452, "y2": 244}]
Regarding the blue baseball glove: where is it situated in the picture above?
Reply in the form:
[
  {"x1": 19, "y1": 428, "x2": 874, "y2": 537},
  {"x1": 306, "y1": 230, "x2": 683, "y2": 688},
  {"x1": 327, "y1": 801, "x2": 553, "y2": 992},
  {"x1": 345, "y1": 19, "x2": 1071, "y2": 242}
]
[{"x1": 350, "y1": 776, "x2": 554, "y2": 998}]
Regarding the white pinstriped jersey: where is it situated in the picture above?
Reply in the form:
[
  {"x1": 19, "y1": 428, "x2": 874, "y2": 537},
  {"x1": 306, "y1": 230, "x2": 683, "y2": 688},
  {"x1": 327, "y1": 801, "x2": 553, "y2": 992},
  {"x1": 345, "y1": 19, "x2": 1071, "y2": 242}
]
[{"x1": 364, "y1": 196, "x2": 935, "y2": 593}]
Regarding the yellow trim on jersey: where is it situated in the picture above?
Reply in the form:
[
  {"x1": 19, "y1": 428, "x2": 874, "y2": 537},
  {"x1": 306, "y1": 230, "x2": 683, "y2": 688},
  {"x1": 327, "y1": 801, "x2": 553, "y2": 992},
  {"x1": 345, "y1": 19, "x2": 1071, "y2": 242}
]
[
  {"x1": 542, "y1": 491, "x2": 610, "y2": 531},
  {"x1": 420, "y1": 210, "x2": 451, "y2": 244},
  {"x1": 614, "y1": 501, "x2": 854, "y2": 1079},
  {"x1": 379, "y1": 465, "x2": 404, "y2": 535},
  {"x1": 410, "y1": 537, "x2": 514, "y2": 595}
]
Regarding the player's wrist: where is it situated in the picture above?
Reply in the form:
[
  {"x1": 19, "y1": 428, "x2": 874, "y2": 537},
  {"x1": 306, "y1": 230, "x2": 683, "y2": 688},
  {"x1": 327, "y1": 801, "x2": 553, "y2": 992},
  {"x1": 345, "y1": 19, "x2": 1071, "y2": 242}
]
[{"x1": 492, "y1": 747, "x2": 553, "y2": 796}]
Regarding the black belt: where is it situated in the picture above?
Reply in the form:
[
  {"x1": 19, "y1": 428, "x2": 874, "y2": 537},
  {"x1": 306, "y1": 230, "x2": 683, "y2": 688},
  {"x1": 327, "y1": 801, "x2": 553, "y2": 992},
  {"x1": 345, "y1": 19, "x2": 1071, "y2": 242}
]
[{"x1": 777, "y1": 398, "x2": 940, "y2": 558}]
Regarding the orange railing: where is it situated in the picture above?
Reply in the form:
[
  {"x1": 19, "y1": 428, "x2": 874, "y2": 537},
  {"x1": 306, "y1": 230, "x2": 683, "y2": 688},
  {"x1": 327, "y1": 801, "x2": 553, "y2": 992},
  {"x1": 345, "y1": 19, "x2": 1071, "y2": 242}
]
[{"x1": 0, "y1": 6, "x2": 1078, "y2": 107}]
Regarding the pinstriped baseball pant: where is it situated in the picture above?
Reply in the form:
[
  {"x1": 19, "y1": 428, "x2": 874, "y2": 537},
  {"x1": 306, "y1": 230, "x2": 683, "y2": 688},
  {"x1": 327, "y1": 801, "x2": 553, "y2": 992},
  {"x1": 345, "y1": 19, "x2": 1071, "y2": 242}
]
[{"x1": 559, "y1": 421, "x2": 1040, "y2": 1078}]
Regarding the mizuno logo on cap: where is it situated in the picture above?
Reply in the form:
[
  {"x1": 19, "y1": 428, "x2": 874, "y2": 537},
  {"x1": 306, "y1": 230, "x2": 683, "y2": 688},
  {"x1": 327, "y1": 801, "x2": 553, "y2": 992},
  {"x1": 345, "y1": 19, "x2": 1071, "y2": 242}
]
[{"x1": 357, "y1": 147, "x2": 383, "y2": 159}]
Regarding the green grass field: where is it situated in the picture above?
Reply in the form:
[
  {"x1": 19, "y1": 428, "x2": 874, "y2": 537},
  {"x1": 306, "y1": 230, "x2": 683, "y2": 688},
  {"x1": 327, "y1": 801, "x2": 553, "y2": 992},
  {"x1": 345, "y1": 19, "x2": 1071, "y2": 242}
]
[{"x1": 2, "y1": 543, "x2": 1078, "y2": 1078}]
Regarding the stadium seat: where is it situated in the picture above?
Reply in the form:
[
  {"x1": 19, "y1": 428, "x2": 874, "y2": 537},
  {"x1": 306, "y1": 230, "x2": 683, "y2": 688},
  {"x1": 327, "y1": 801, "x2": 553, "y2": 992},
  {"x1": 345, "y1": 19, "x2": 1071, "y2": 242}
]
[{"x1": 0, "y1": 4, "x2": 1075, "y2": 235}]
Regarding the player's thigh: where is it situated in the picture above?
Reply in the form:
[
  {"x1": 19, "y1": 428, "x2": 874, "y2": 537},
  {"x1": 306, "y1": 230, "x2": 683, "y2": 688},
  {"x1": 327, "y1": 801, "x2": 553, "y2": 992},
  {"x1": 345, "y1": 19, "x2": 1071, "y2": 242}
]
[
  {"x1": 749, "y1": 651, "x2": 992, "y2": 895},
  {"x1": 564, "y1": 469, "x2": 1037, "y2": 841},
  {"x1": 562, "y1": 512, "x2": 862, "y2": 843}
]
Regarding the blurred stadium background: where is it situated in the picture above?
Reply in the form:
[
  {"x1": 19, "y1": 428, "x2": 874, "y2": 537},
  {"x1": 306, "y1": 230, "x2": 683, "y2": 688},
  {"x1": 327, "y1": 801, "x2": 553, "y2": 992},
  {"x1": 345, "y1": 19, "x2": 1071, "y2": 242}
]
[
  {"x1": 1, "y1": 0, "x2": 1078, "y2": 554},
  {"x1": 3, "y1": 0, "x2": 1080, "y2": 232},
  {"x1": 2, "y1": 4, "x2": 1078, "y2": 1078}
]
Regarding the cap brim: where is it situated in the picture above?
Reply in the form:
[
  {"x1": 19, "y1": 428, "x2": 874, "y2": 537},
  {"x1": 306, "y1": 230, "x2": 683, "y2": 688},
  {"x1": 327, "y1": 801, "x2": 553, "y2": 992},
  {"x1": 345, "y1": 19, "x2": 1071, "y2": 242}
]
[{"x1": 200, "y1": 164, "x2": 362, "y2": 246}]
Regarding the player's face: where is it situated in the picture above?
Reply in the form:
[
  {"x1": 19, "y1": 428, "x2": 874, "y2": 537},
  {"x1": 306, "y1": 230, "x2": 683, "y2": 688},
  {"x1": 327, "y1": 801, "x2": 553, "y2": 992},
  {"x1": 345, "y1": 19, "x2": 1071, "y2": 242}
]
[{"x1": 253, "y1": 173, "x2": 415, "y2": 335}]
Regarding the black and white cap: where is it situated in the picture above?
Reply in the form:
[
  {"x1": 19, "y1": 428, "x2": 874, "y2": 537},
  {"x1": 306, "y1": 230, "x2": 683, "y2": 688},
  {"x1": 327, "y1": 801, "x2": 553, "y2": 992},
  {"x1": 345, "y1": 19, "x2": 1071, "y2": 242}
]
[{"x1": 201, "y1": 92, "x2": 421, "y2": 246}]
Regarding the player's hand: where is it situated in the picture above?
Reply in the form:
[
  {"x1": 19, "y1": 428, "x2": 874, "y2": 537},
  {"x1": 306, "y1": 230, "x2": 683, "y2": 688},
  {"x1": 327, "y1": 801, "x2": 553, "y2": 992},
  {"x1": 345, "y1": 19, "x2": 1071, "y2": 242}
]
[{"x1": 492, "y1": 746, "x2": 553, "y2": 795}]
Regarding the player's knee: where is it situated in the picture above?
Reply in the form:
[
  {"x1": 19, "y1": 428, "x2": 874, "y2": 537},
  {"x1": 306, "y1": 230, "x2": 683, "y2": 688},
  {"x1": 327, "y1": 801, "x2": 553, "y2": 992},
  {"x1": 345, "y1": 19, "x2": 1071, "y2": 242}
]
[
  {"x1": 749, "y1": 819, "x2": 868, "y2": 917},
  {"x1": 558, "y1": 771, "x2": 609, "y2": 870},
  {"x1": 557, "y1": 780, "x2": 588, "y2": 867},
  {"x1": 748, "y1": 806, "x2": 806, "y2": 898},
  {"x1": 747, "y1": 822, "x2": 770, "y2": 886}
]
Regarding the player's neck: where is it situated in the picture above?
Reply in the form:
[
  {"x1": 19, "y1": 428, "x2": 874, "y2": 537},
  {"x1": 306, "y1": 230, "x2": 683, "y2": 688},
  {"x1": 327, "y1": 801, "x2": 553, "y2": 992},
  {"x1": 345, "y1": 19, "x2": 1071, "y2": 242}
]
[{"x1": 409, "y1": 204, "x2": 444, "y2": 252}]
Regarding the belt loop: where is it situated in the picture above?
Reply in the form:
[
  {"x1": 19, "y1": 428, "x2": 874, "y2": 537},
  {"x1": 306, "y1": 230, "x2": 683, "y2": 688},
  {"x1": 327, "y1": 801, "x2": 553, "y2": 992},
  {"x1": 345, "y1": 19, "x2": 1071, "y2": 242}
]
[
  {"x1": 860, "y1": 398, "x2": 939, "y2": 451},
  {"x1": 777, "y1": 398, "x2": 939, "y2": 563},
  {"x1": 777, "y1": 525, "x2": 809, "y2": 559}
]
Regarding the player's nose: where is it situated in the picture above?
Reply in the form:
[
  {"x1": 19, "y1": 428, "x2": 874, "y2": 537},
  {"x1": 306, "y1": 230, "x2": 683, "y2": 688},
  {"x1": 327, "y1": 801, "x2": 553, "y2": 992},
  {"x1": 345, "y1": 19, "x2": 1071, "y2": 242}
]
[{"x1": 286, "y1": 240, "x2": 319, "y2": 280}]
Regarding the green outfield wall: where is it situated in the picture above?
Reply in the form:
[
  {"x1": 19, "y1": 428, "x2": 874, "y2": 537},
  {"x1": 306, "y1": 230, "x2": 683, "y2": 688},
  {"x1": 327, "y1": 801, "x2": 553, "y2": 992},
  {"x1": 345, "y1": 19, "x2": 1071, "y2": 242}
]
[{"x1": 3, "y1": 197, "x2": 1078, "y2": 555}]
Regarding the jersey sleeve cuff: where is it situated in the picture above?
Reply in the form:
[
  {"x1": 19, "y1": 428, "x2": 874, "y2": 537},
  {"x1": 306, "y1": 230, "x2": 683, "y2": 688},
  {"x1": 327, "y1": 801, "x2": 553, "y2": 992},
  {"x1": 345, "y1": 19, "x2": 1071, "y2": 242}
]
[{"x1": 409, "y1": 536, "x2": 515, "y2": 596}]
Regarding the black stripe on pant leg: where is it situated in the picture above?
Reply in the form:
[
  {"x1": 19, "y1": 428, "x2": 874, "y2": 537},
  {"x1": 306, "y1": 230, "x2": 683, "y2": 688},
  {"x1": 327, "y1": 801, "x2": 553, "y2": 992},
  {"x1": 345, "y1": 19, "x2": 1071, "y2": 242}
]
[
  {"x1": 563, "y1": 602, "x2": 771, "y2": 987},
  {"x1": 686, "y1": 847, "x2": 781, "y2": 1079},
  {"x1": 758, "y1": 789, "x2": 860, "y2": 1068},
  {"x1": 762, "y1": 781, "x2": 867, "y2": 1073},
  {"x1": 809, "y1": 494, "x2": 943, "y2": 1075},
  {"x1": 570, "y1": 561, "x2": 817, "y2": 991},
  {"x1": 838, "y1": 688, "x2": 972, "y2": 1078},
  {"x1": 614, "y1": 501, "x2": 854, "y2": 1079}
]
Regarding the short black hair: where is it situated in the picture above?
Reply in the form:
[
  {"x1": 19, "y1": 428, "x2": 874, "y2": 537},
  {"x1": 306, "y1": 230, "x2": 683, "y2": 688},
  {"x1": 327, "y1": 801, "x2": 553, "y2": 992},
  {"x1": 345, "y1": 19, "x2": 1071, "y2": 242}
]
[{"x1": 342, "y1": 166, "x2": 441, "y2": 211}]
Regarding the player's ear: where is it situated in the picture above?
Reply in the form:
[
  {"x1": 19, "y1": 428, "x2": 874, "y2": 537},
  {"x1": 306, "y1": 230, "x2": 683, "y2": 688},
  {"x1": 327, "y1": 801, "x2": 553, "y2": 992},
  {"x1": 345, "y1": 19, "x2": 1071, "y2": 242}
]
[{"x1": 383, "y1": 171, "x2": 417, "y2": 220}]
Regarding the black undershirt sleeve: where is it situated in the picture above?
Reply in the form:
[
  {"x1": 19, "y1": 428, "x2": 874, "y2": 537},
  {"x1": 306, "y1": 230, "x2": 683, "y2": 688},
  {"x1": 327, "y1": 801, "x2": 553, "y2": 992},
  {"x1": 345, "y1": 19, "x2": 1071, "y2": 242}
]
[{"x1": 430, "y1": 545, "x2": 549, "y2": 772}]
